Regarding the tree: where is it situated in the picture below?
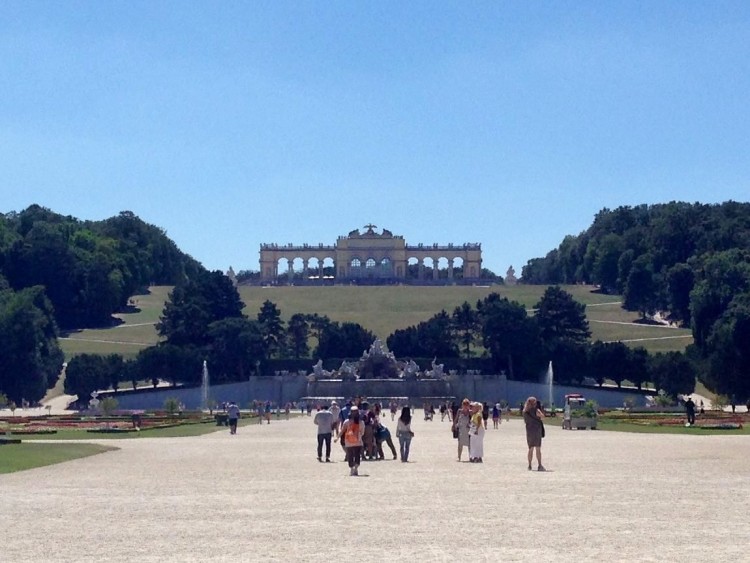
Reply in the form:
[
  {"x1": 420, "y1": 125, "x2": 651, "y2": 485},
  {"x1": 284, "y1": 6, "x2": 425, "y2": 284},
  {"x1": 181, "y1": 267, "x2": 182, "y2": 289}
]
[
  {"x1": 534, "y1": 286, "x2": 591, "y2": 346},
  {"x1": 286, "y1": 313, "x2": 310, "y2": 359},
  {"x1": 623, "y1": 255, "x2": 659, "y2": 318},
  {"x1": 158, "y1": 270, "x2": 244, "y2": 347},
  {"x1": 0, "y1": 286, "x2": 64, "y2": 404},
  {"x1": 207, "y1": 317, "x2": 265, "y2": 381},
  {"x1": 316, "y1": 322, "x2": 374, "y2": 359},
  {"x1": 451, "y1": 302, "x2": 479, "y2": 359},
  {"x1": 257, "y1": 300, "x2": 285, "y2": 359},
  {"x1": 666, "y1": 263, "x2": 694, "y2": 326},
  {"x1": 479, "y1": 295, "x2": 543, "y2": 379},
  {"x1": 649, "y1": 351, "x2": 696, "y2": 398},
  {"x1": 701, "y1": 294, "x2": 750, "y2": 400},
  {"x1": 64, "y1": 354, "x2": 109, "y2": 405},
  {"x1": 588, "y1": 341, "x2": 631, "y2": 387},
  {"x1": 387, "y1": 310, "x2": 459, "y2": 359}
]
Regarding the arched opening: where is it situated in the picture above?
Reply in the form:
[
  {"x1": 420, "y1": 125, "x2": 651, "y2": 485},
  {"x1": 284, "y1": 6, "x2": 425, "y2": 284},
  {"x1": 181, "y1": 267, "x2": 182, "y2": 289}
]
[
  {"x1": 350, "y1": 257, "x2": 362, "y2": 278},
  {"x1": 307, "y1": 257, "x2": 320, "y2": 280},
  {"x1": 437, "y1": 257, "x2": 450, "y2": 279},
  {"x1": 407, "y1": 257, "x2": 419, "y2": 280},
  {"x1": 322, "y1": 257, "x2": 335, "y2": 280},
  {"x1": 276, "y1": 258, "x2": 290, "y2": 284},
  {"x1": 452, "y1": 257, "x2": 464, "y2": 279},
  {"x1": 365, "y1": 258, "x2": 376, "y2": 269}
]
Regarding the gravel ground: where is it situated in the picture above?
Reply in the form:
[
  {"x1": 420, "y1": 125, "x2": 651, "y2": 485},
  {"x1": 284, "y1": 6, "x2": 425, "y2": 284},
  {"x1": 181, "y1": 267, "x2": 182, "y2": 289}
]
[{"x1": 2, "y1": 413, "x2": 749, "y2": 562}]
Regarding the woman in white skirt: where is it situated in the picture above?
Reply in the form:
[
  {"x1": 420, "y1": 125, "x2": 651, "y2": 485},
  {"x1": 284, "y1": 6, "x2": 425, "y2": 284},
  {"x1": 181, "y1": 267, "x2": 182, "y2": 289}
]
[{"x1": 469, "y1": 402, "x2": 485, "y2": 463}]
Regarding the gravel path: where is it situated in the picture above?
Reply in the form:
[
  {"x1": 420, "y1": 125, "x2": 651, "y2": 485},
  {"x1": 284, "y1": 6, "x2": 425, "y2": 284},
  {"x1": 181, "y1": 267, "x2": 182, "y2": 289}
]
[{"x1": 2, "y1": 414, "x2": 748, "y2": 562}]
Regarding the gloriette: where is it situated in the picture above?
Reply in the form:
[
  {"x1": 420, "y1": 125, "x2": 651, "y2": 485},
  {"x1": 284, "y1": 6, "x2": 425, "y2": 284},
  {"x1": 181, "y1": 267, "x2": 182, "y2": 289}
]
[{"x1": 259, "y1": 224, "x2": 482, "y2": 284}]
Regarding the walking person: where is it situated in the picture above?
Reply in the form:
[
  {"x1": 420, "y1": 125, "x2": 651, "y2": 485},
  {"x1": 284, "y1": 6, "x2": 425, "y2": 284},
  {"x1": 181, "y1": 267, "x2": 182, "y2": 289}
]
[
  {"x1": 684, "y1": 397, "x2": 696, "y2": 426},
  {"x1": 469, "y1": 402, "x2": 485, "y2": 462},
  {"x1": 396, "y1": 407, "x2": 414, "y2": 462},
  {"x1": 452, "y1": 398, "x2": 472, "y2": 462},
  {"x1": 523, "y1": 396, "x2": 546, "y2": 471},
  {"x1": 341, "y1": 406, "x2": 365, "y2": 476},
  {"x1": 481, "y1": 402, "x2": 490, "y2": 430},
  {"x1": 314, "y1": 404, "x2": 334, "y2": 462},
  {"x1": 329, "y1": 401, "x2": 341, "y2": 437},
  {"x1": 226, "y1": 400, "x2": 240, "y2": 435},
  {"x1": 492, "y1": 403, "x2": 500, "y2": 429},
  {"x1": 375, "y1": 422, "x2": 398, "y2": 460}
]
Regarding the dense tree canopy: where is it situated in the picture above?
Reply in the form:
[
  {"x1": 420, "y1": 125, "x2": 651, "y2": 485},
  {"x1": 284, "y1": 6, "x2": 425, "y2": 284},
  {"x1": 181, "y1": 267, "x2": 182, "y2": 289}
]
[
  {"x1": 0, "y1": 206, "x2": 203, "y2": 329},
  {"x1": 0, "y1": 286, "x2": 64, "y2": 403}
]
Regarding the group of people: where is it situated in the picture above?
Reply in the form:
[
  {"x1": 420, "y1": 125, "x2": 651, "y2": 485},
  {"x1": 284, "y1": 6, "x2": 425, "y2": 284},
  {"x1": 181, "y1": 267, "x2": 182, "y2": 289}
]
[
  {"x1": 450, "y1": 396, "x2": 546, "y2": 470},
  {"x1": 228, "y1": 394, "x2": 548, "y2": 473},
  {"x1": 314, "y1": 399, "x2": 415, "y2": 476}
]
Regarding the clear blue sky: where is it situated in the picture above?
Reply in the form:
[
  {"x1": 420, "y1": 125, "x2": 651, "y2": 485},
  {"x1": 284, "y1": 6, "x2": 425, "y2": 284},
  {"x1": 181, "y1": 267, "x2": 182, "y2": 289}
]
[{"x1": 2, "y1": 2, "x2": 749, "y2": 276}]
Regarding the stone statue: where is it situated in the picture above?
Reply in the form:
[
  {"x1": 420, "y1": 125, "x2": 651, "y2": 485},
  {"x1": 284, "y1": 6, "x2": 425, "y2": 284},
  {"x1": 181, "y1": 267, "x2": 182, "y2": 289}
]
[
  {"x1": 505, "y1": 265, "x2": 518, "y2": 286},
  {"x1": 426, "y1": 358, "x2": 445, "y2": 379}
]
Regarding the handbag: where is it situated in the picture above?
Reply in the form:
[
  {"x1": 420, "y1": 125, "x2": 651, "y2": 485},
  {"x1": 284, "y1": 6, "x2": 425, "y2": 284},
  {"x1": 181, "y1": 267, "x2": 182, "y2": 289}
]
[{"x1": 452, "y1": 427, "x2": 459, "y2": 439}]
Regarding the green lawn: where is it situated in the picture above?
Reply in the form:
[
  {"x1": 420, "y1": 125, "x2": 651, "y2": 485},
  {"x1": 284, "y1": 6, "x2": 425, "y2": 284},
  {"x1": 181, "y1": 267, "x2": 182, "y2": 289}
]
[
  {"x1": 594, "y1": 420, "x2": 750, "y2": 435},
  {"x1": 58, "y1": 284, "x2": 692, "y2": 361},
  {"x1": 0, "y1": 443, "x2": 118, "y2": 474}
]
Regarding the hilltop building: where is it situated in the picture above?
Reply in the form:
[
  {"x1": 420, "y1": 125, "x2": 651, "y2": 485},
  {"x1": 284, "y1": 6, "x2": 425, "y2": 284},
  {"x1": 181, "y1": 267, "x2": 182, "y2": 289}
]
[{"x1": 259, "y1": 224, "x2": 482, "y2": 285}]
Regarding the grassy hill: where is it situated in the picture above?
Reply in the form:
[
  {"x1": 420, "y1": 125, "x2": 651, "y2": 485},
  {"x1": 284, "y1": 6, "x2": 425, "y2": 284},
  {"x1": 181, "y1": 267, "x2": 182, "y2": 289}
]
[{"x1": 59, "y1": 284, "x2": 693, "y2": 359}]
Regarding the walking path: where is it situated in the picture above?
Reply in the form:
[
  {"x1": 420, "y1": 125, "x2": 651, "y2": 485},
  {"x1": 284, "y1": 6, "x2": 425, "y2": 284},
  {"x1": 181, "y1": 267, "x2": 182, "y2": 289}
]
[{"x1": 2, "y1": 413, "x2": 748, "y2": 562}]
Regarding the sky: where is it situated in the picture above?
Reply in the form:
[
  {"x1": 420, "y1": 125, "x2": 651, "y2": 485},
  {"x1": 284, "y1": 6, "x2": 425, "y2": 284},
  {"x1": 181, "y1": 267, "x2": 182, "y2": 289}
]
[{"x1": 2, "y1": 1, "x2": 749, "y2": 276}]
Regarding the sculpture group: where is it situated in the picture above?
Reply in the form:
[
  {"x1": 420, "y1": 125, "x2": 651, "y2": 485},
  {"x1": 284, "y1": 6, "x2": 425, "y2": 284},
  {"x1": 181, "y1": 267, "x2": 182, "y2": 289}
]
[{"x1": 309, "y1": 338, "x2": 447, "y2": 381}]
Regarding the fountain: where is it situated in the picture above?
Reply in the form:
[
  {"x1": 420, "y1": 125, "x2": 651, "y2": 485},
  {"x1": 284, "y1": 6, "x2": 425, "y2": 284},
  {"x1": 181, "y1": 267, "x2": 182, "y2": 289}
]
[
  {"x1": 546, "y1": 361, "x2": 554, "y2": 410},
  {"x1": 201, "y1": 360, "x2": 209, "y2": 411}
]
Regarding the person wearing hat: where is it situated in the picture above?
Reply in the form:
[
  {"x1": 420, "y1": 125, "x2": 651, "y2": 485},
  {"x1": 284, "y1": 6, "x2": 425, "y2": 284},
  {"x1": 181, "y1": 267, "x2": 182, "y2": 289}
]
[
  {"x1": 329, "y1": 401, "x2": 341, "y2": 437},
  {"x1": 341, "y1": 406, "x2": 365, "y2": 475}
]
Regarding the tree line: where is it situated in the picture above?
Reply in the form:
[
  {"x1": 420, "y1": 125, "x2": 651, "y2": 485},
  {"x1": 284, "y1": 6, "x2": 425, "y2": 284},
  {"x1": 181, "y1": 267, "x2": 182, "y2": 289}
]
[
  {"x1": 0, "y1": 205, "x2": 203, "y2": 405},
  {"x1": 61, "y1": 278, "x2": 697, "y2": 405},
  {"x1": 521, "y1": 201, "x2": 750, "y2": 402}
]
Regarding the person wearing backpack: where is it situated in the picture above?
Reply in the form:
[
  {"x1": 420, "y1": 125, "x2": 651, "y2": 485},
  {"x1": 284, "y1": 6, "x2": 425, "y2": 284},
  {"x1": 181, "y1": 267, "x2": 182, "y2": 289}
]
[{"x1": 341, "y1": 406, "x2": 365, "y2": 476}]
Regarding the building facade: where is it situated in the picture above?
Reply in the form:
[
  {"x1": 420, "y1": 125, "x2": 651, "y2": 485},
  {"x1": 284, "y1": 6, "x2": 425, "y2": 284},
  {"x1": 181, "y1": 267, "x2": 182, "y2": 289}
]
[{"x1": 259, "y1": 224, "x2": 482, "y2": 284}]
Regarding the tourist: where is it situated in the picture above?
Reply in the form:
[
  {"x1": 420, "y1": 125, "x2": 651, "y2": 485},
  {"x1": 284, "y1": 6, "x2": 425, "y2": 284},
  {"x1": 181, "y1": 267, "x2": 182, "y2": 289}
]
[
  {"x1": 329, "y1": 401, "x2": 341, "y2": 437},
  {"x1": 523, "y1": 396, "x2": 546, "y2": 471},
  {"x1": 452, "y1": 398, "x2": 472, "y2": 462},
  {"x1": 313, "y1": 404, "x2": 334, "y2": 462},
  {"x1": 450, "y1": 400, "x2": 458, "y2": 422},
  {"x1": 481, "y1": 401, "x2": 490, "y2": 430},
  {"x1": 362, "y1": 402, "x2": 377, "y2": 460},
  {"x1": 439, "y1": 402, "x2": 447, "y2": 422},
  {"x1": 375, "y1": 422, "x2": 398, "y2": 460},
  {"x1": 492, "y1": 403, "x2": 500, "y2": 429},
  {"x1": 699, "y1": 400, "x2": 705, "y2": 415},
  {"x1": 469, "y1": 402, "x2": 485, "y2": 463},
  {"x1": 389, "y1": 400, "x2": 398, "y2": 421},
  {"x1": 284, "y1": 402, "x2": 291, "y2": 420},
  {"x1": 396, "y1": 407, "x2": 414, "y2": 462},
  {"x1": 341, "y1": 406, "x2": 365, "y2": 476},
  {"x1": 226, "y1": 400, "x2": 240, "y2": 435},
  {"x1": 264, "y1": 401, "x2": 272, "y2": 424},
  {"x1": 685, "y1": 397, "x2": 696, "y2": 426}
]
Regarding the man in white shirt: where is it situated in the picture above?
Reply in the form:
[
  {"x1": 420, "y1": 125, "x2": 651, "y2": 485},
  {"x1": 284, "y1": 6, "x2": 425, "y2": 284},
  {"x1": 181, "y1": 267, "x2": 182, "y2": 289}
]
[{"x1": 313, "y1": 405, "x2": 335, "y2": 462}]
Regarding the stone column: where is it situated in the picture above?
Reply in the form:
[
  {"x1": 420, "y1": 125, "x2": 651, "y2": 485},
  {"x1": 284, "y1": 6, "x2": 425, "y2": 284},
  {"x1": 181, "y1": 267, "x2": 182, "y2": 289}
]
[
  {"x1": 303, "y1": 258, "x2": 309, "y2": 280},
  {"x1": 432, "y1": 258, "x2": 439, "y2": 280}
]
